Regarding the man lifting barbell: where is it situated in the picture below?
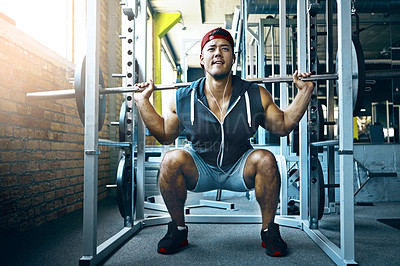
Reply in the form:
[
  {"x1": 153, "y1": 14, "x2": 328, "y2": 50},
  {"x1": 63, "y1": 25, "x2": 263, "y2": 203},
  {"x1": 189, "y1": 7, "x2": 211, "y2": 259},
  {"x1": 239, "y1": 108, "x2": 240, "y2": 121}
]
[{"x1": 135, "y1": 27, "x2": 314, "y2": 257}]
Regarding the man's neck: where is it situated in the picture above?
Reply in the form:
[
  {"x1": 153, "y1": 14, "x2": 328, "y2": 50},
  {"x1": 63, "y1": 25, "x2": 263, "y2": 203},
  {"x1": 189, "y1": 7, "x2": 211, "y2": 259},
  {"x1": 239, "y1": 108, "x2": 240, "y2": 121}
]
[{"x1": 205, "y1": 74, "x2": 232, "y2": 96}]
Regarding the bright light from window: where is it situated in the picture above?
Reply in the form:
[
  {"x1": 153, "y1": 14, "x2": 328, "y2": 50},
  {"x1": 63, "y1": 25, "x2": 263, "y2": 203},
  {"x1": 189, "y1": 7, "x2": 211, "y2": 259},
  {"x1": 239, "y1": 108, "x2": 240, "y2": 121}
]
[{"x1": 1, "y1": 0, "x2": 70, "y2": 59}]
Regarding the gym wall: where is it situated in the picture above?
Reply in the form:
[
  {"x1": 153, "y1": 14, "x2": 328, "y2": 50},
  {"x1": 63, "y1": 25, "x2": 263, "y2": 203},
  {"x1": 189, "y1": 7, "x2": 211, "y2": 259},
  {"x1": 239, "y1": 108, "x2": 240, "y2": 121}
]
[{"x1": 0, "y1": 0, "x2": 123, "y2": 236}]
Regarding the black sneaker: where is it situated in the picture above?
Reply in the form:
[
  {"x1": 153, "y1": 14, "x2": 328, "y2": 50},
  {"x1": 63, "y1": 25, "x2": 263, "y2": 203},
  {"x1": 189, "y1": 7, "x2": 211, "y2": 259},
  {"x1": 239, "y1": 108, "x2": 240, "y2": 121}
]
[
  {"x1": 157, "y1": 221, "x2": 189, "y2": 254},
  {"x1": 261, "y1": 222, "x2": 288, "y2": 257}
]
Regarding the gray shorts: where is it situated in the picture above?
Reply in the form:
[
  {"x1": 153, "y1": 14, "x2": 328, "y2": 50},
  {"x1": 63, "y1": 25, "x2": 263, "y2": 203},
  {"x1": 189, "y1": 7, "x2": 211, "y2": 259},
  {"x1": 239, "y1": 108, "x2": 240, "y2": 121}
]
[{"x1": 182, "y1": 145, "x2": 255, "y2": 193}]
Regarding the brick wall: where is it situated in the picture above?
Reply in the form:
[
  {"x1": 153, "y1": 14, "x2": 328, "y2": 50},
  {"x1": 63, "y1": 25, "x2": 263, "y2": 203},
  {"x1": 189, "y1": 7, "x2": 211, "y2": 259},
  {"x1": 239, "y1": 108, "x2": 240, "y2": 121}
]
[{"x1": 0, "y1": 0, "x2": 122, "y2": 236}]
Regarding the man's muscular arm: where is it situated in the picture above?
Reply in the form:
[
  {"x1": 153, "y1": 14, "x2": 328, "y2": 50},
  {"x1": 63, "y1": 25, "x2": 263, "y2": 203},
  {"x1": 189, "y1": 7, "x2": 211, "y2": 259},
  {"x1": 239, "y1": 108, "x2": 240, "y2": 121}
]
[
  {"x1": 134, "y1": 80, "x2": 182, "y2": 145},
  {"x1": 260, "y1": 71, "x2": 314, "y2": 136}
]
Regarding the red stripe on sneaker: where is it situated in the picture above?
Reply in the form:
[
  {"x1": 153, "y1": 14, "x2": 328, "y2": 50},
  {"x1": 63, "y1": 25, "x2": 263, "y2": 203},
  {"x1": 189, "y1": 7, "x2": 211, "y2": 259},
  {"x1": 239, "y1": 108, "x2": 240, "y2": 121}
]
[
  {"x1": 271, "y1": 251, "x2": 282, "y2": 257},
  {"x1": 179, "y1": 240, "x2": 189, "y2": 247},
  {"x1": 261, "y1": 241, "x2": 266, "y2": 248},
  {"x1": 158, "y1": 248, "x2": 167, "y2": 254}
]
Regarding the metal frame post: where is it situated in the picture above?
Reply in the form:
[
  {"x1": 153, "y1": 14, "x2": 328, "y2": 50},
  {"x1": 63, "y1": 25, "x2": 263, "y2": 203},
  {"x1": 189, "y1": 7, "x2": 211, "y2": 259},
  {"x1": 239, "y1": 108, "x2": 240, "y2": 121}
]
[
  {"x1": 297, "y1": 0, "x2": 309, "y2": 225},
  {"x1": 79, "y1": 1, "x2": 144, "y2": 264},
  {"x1": 121, "y1": 0, "x2": 135, "y2": 226},
  {"x1": 241, "y1": 0, "x2": 248, "y2": 79},
  {"x1": 325, "y1": 0, "x2": 336, "y2": 208},
  {"x1": 257, "y1": 20, "x2": 266, "y2": 145},
  {"x1": 337, "y1": 0, "x2": 356, "y2": 262},
  {"x1": 307, "y1": 0, "x2": 321, "y2": 229},
  {"x1": 134, "y1": 0, "x2": 148, "y2": 220},
  {"x1": 81, "y1": 0, "x2": 100, "y2": 261},
  {"x1": 180, "y1": 39, "x2": 200, "y2": 83},
  {"x1": 300, "y1": 0, "x2": 357, "y2": 264},
  {"x1": 279, "y1": 0, "x2": 289, "y2": 216},
  {"x1": 271, "y1": 24, "x2": 276, "y2": 101}
]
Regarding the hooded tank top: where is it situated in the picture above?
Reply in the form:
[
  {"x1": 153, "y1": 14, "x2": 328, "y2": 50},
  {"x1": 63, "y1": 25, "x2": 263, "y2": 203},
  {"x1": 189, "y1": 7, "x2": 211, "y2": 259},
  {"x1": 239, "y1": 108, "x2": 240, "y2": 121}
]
[{"x1": 176, "y1": 75, "x2": 265, "y2": 169}]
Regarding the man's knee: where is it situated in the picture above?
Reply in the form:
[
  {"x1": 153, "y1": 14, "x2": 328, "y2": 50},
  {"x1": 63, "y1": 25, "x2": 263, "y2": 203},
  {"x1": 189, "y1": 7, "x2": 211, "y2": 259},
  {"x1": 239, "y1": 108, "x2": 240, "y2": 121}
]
[
  {"x1": 250, "y1": 149, "x2": 279, "y2": 171},
  {"x1": 244, "y1": 150, "x2": 280, "y2": 188},
  {"x1": 161, "y1": 149, "x2": 188, "y2": 168},
  {"x1": 159, "y1": 150, "x2": 188, "y2": 180},
  {"x1": 253, "y1": 150, "x2": 281, "y2": 185},
  {"x1": 159, "y1": 149, "x2": 198, "y2": 190}
]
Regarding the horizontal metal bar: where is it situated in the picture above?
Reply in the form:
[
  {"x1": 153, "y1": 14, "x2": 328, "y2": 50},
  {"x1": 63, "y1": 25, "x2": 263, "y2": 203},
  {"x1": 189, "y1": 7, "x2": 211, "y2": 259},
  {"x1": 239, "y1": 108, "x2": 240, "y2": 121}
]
[
  {"x1": 274, "y1": 215, "x2": 303, "y2": 229},
  {"x1": 140, "y1": 214, "x2": 302, "y2": 229},
  {"x1": 141, "y1": 215, "x2": 171, "y2": 227},
  {"x1": 368, "y1": 172, "x2": 397, "y2": 178},
  {"x1": 366, "y1": 69, "x2": 400, "y2": 80},
  {"x1": 25, "y1": 74, "x2": 338, "y2": 101},
  {"x1": 199, "y1": 199, "x2": 235, "y2": 210},
  {"x1": 144, "y1": 201, "x2": 168, "y2": 212},
  {"x1": 26, "y1": 89, "x2": 77, "y2": 100},
  {"x1": 98, "y1": 139, "x2": 131, "y2": 147},
  {"x1": 185, "y1": 214, "x2": 262, "y2": 224},
  {"x1": 324, "y1": 184, "x2": 340, "y2": 188},
  {"x1": 311, "y1": 140, "x2": 339, "y2": 147},
  {"x1": 249, "y1": 73, "x2": 339, "y2": 84}
]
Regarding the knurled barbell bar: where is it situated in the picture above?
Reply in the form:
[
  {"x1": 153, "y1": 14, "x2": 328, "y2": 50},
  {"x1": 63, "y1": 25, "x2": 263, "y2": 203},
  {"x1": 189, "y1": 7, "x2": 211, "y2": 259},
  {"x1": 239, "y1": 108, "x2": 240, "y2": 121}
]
[
  {"x1": 26, "y1": 73, "x2": 339, "y2": 100},
  {"x1": 26, "y1": 44, "x2": 400, "y2": 118}
]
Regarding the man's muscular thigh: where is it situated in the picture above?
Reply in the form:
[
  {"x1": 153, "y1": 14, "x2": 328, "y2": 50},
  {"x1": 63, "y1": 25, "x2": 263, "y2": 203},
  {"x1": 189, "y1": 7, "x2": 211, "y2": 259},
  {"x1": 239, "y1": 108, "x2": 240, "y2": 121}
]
[{"x1": 160, "y1": 149, "x2": 199, "y2": 190}]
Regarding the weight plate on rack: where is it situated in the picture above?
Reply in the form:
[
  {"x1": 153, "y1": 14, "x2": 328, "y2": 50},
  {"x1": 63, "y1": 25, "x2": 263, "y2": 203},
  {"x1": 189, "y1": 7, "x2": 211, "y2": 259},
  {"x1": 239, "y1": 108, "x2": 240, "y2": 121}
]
[
  {"x1": 351, "y1": 35, "x2": 366, "y2": 116},
  {"x1": 74, "y1": 56, "x2": 107, "y2": 131},
  {"x1": 119, "y1": 101, "x2": 127, "y2": 142},
  {"x1": 116, "y1": 156, "x2": 136, "y2": 219},
  {"x1": 315, "y1": 157, "x2": 325, "y2": 220},
  {"x1": 335, "y1": 35, "x2": 366, "y2": 117},
  {"x1": 317, "y1": 101, "x2": 325, "y2": 141}
]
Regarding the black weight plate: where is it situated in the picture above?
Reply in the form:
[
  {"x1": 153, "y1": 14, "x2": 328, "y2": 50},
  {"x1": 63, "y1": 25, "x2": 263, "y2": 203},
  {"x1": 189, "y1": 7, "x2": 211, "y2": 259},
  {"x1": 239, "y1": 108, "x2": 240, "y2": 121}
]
[
  {"x1": 316, "y1": 157, "x2": 325, "y2": 220},
  {"x1": 74, "y1": 56, "x2": 106, "y2": 131},
  {"x1": 116, "y1": 156, "x2": 136, "y2": 219},
  {"x1": 119, "y1": 101, "x2": 127, "y2": 142},
  {"x1": 318, "y1": 101, "x2": 325, "y2": 141},
  {"x1": 352, "y1": 35, "x2": 366, "y2": 116},
  {"x1": 116, "y1": 156, "x2": 126, "y2": 217}
]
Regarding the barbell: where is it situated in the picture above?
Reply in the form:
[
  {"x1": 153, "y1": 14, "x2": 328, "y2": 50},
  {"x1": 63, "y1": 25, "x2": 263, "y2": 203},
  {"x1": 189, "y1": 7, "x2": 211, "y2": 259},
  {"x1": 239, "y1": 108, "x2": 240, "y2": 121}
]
[
  {"x1": 26, "y1": 39, "x2": 400, "y2": 121},
  {"x1": 26, "y1": 73, "x2": 339, "y2": 99}
]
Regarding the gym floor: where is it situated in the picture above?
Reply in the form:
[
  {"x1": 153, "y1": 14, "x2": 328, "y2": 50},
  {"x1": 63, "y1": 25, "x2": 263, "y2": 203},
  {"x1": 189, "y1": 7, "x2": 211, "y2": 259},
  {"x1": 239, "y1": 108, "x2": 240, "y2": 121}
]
[{"x1": 1, "y1": 194, "x2": 399, "y2": 265}]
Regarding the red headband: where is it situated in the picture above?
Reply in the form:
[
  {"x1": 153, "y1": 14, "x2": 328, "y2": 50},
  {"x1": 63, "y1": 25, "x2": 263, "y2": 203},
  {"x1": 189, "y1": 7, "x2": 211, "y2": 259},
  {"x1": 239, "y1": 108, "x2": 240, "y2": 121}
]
[{"x1": 200, "y1": 28, "x2": 234, "y2": 53}]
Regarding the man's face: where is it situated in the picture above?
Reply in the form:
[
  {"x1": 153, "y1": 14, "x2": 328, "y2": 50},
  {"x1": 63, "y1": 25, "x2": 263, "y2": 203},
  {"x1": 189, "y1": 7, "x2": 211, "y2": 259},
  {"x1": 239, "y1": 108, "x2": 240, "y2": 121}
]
[{"x1": 200, "y1": 38, "x2": 235, "y2": 80}]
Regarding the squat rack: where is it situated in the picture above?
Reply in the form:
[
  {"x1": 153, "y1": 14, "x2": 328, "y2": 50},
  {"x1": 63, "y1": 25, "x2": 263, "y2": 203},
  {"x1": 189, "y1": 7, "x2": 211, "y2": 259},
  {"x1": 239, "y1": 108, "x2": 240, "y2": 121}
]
[{"x1": 61, "y1": 0, "x2": 356, "y2": 265}]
